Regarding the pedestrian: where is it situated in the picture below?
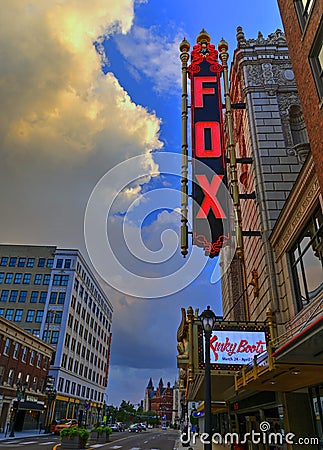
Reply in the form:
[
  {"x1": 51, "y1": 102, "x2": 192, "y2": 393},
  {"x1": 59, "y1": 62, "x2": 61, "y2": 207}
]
[{"x1": 39, "y1": 422, "x2": 43, "y2": 434}]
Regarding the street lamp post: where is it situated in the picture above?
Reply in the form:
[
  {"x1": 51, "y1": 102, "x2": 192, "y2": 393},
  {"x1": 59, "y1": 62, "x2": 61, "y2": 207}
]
[{"x1": 200, "y1": 306, "x2": 216, "y2": 450}]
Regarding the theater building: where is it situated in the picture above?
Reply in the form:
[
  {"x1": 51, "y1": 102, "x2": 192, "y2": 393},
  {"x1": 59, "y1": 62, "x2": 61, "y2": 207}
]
[{"x1": 177, "y1": 26, "x2": 323, "y2": 449}]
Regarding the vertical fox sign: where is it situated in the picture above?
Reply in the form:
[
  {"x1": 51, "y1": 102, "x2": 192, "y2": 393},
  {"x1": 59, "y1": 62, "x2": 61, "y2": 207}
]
[{"x1": 188, "y1": 30, "x2": 229, "y2": 257}]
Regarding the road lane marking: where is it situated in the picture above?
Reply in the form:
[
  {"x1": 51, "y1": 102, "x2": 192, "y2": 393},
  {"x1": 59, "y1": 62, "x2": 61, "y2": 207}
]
[
  {"x1": 109, "y1": 446, "x2": 122, "y2": 449},
  {"x1": 39, "y1": 442, "x2": 57, "y2": 445},
  {"x1": 18, "y1": 441, "x2": 38, "y2": 445},
  {"x1": 144, "y1": 441, "x2": 148, "y2": 444}
]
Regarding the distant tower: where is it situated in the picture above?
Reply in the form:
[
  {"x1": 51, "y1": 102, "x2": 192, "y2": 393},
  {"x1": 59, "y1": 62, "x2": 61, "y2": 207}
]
[{"x1": 143, "y1": 378, "x2": 154, "y2": 412}]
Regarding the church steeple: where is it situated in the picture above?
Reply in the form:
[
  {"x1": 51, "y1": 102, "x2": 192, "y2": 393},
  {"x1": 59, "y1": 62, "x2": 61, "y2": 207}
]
[
  {"x1": 159, "y1": 378, "x2": 164, "y2": 388},
  {"x1": 147, "y1": 377, "x2": 154, "y2": 390}
]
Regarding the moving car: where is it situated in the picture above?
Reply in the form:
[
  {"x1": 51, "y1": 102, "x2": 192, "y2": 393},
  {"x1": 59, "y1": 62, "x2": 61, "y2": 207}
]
[
  {"x1": 53, "y1": 418, "x2": 78, "y2": 434},
  {"x1": 128, "y1": 423, "x2": 142, "y2": 433}
]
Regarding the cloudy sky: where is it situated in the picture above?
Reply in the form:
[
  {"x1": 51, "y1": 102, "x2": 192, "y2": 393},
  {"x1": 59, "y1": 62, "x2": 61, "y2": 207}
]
[{"x1": 0, "y1": 0, "x2": 282, "y2": 406}]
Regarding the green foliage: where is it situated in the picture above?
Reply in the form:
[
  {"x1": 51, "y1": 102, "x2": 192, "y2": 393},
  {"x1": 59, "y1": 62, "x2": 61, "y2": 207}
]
[
  {"x1": 60, "y1": 427, "x2": 90, "y2": 448},
  {"x1": 103, "y1": 426, "x2": 112, "y2": 435}
]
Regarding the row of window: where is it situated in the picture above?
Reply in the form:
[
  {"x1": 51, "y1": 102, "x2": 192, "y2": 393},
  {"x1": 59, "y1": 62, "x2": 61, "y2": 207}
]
[
  {"x1": 0, "y1": 273, "x2": 51, "y2": 285},
  {"x1": 1, "y1": 338, "x2": 49, "y2": 370},
  {"x1": 74, "y1": 267, "x2": 112, "y2": 320},
  {"x1": 0, "y1": 257, "x2": 53, "y2": 268},
  {"x1": 0, "y1": 290, "x2": 48, "y2": 303},
  {"x1": 67, "y1": 312, "x2": 109, "y2": 345},
  {"x1": 0, "y1": 366, "x2": 46, "y2": 393},
  {"x1": 61, "y1": 354, "x2": 105, "y2": 385},
  {"x1": 57, "y1": 376, "x2": 105, "y2": 402},
  {"x1": 294, "y1": 1, "x2": 323, "y2": 100},
  {"x1": 0, "y1": 273, "x2": 69, "y2": 287},
  {"x1": 63, "y1": 335, "x2": 107, "y2": 369},
  {"x1": 0, "y1": 308, "x2": 44, "y2": 323}
]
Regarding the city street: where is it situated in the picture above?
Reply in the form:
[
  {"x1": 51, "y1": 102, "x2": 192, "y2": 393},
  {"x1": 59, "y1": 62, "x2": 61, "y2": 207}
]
[{"x1": 0, "y1": 428, "x2": 180, "y2": 450}]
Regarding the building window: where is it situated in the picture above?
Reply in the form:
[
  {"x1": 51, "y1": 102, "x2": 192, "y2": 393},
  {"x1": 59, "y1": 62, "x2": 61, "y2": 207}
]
[
  {"x1": 19, "y1": 291, "x2": 27, "y2": 303},
  {"x1": 64, "y1": 379, "x2": 70, "y2": 393},
  {"x1": 64, "y1": 259, "x2": 72, "y2": 269},
  {"x1": 47, "y1": 259, "x2": 54, "y2": 268},
  {"x1": 49, "y1": 292, "x2": 57, "y2": 304},
  {"x1": 14, "y1": 273, "x2": 22, "y2": 284},
  {"x1": 26, "y1": 310, "x2": 35, "y2": 322},
  {"x1": 58, "y1": 377, "x2": 64, "y2": 392},
  {"x1": 56, "y1": 259, "x2": 63, "y2": 269},
  {"x1": 9, "y1": 290, "x2": 18, "y2": 302},
  {"x1": 30, "y1": 350, "x2": 35, "y2": 365},
  {"x1": 0, "y1": 257, "x2": 8, "y2": 266},
  {"x1": 33, "y1": 330, "x2": 40, "y2": 338},
  {"x1": 309, "y1": 18, "x2": 323, "y2": 100},
  {"x1": 18, "y1": 258, "x2": 26, "y2": 267},
  {"x1": 27, "y1": 258, "x2": 35, "y2": 267},
  {"x1": 14, "y1": 309, "x2": 23, "y2": 322},
  {"x1": 5, "y1": 273, "x2": 13, "y2": 284},
  {"x1": 54, "y1": 311, "x2": 62, "y2": 324},
  {"x1": 43, "y1": 274, "x2": 51, "y2": 285},
  {"x1": 51, "y1": 331, "x2": 59, "y2": 344},
  {"x1": 294, "y1": 0, "x2": 314, "y2": 30},
  {"x1": 0, "y1": 308, "x2": 4, "y2": 316},
  {"x1": 34, "y1": 274, "x2": 42, "y2": 285},
  {"x1": 23, "y1": 273, "x2": 31, "y2": 284},
  {"x1": 13, "y1": 343, "x2": 20, "y2": 359},
  {"x1": 38, "y1": 258, "x2": 45, "y2": 267},
  {"x1": 0, "y1": 273, "x2": 4, "y2": 284},
  {"x1": 57, "y1": 293, "x2": 66, "y2": 305},
  {"x1": 30, "y1": 291, "x2": 39, "y2": 303},
  {"x1": 290, "y1": 206, "x2": 323, "y2": 311},
  {"x1": 21, "y1": 346, "x2": 27, "y2": 362},
  {"x1": 5, "y1": 309, "x2": 14, "y2": 320},
  {"x1": 39, "y1": 292, "x2": 47, "y2": 303},
  {"x1": 71, "y1": 382, "x2": 76, "y2": 395},
  {"x1": 35, "y1": 310, "x2": 44, "y2": 323},
  {"x1": 8, "y1": 369, "x2": 15, "y2": 386},
  {"x1": 61, "y1": 353, "x2": 67, "y2": 368},
  {"x1": 9, "y1": 257, "x2": 17, "y2": 267},
  {"x1": 3, "y1": 338, "x2": 11, "y2": 355}
]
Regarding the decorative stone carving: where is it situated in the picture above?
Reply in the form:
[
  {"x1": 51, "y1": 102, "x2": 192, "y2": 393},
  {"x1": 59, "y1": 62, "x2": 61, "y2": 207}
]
[
  {"x1": 277, "y1": 93, "x2": 301, "y2": 156},
  {"x1": 262, "y1": 63, "x2": 274, "y2": 85},
  {"x1": 246, "y1": 65, "x2": 263, "y2": 87},
  {"x1": 177, "y1": 308, "x2": 189, "y2": 360},
  {"x1": 238, "y1": 28, "x2": 287, "y2": 48}
]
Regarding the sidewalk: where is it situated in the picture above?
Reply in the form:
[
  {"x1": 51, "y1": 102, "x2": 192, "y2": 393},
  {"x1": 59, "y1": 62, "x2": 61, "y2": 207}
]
[{"x1": 0, "y1": 429, "x2": 51, "y2": 441}]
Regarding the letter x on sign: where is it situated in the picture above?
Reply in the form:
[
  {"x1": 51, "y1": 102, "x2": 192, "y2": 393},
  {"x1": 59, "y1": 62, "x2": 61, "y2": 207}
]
[{"x1": 195, "y1": 175, "x2": 226, "y2": 219}]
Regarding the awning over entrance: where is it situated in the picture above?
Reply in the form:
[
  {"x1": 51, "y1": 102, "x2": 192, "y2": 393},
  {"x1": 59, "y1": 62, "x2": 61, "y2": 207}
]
[
  {"x1": 18, "y1": 401, "x2": 45, "y2": 412},
  {"x1": 186, "y1": 370, "x2": 235, "y2": 401}
]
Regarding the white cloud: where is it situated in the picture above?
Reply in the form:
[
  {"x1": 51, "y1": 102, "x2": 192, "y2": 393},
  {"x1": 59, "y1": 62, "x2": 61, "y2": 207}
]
[
  {"x1": 115, "y1": 25, "x2": 183, "y2": 93},
  {"x1": 0, "y1": 0, "x2": 163, "y2": 247}
]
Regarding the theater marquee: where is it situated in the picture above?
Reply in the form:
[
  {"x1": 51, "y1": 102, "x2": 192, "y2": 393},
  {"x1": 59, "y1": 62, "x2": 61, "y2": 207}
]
[{"x1": 198, "y1": 323, "x2": 270, "y2": 371}]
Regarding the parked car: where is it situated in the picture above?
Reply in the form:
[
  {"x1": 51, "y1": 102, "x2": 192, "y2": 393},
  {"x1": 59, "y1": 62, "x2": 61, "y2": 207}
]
[
  {"x1": 117, "y1": 422, "x2": 126, "y2": 431},
  {"x1": 147, "y1": 424, "x2": 153, "y2": 429},
  {"x1": 110, "y1": 424, "x2": 120, "y2": 432},
  {"x1": 140, "y1": 423, "x2": 147, "y2": 431},
  {"x1": 128, "y1": 423, "x2": 142, "y2": 433},
  {"x1": 53, "y1": 418, "x2": 78, "y2": 434}
]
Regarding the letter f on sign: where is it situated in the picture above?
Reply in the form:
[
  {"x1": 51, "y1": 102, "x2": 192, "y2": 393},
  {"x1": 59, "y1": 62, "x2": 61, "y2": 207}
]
[{"x1": 196, "y1": 175, "x2": 226, "y2": 219}]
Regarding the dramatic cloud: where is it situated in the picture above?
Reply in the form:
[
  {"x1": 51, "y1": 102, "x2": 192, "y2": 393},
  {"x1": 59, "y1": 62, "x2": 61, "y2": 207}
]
[{"x1": 0, "y1": 0, "x2": 163, "y2": 247}]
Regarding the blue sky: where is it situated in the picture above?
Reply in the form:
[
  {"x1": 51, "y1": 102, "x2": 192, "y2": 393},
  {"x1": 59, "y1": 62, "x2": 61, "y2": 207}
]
[{"x1": 0, "y1": 0, "x2": 282, "y2": 407}]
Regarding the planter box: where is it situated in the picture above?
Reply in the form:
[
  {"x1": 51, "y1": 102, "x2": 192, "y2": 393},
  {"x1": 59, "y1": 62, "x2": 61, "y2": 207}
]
[{"x1": 61, "y1": 435, "x2": 87, "y2": 449}]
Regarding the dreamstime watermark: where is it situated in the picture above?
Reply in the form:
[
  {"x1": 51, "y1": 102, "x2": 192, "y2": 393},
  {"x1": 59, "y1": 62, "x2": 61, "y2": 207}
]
[
  {"x1": 84, "y1": 152, "x2": 236, "y2": 298},
  {"x1": 180, "y1": 421, "x2": 319, "y2": 446}
]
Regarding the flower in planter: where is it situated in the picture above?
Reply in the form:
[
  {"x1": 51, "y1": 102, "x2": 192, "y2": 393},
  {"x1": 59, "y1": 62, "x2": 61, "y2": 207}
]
[{"x1": 60, "y1": 427, "x2": 90, "y2": 449}]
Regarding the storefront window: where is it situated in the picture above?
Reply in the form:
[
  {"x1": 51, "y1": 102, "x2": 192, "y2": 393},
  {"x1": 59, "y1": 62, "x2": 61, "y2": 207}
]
[{"x1": 290, "y1": 206, "x2": 323, "y2": 311}]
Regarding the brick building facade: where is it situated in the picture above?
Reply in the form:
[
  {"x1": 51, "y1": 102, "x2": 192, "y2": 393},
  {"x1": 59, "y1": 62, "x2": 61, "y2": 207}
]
[
  {"x1": 277, "y1": 0, "x2": 323, "y2": 191},
  {"x1": 0, "y1": 316, "x2": 53, "y2": 432}
]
